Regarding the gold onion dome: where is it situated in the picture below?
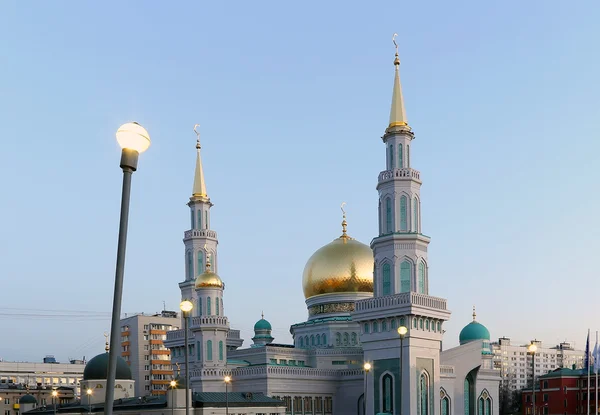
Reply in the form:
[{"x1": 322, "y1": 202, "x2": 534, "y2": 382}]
[
  {"x1": 302, "y1": 208, "x2": 374, "y2": 299},
  {"x1": 195, "y1": 254, "x2": 223, "y2": 289}
]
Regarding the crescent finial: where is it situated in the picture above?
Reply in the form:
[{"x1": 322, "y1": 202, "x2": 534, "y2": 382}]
[{"x1": 193, "y1": 124, "x2": 201, "y2": 149}]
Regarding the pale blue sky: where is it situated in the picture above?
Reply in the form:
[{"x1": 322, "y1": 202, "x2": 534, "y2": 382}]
[{"x1": 1, "y1": 1, "x2": 599, "y2": 362}]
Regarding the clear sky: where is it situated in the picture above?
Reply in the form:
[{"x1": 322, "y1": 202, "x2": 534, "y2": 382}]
[{"x1": 1, "y1": 1, "x2": 599, "y2": 362}]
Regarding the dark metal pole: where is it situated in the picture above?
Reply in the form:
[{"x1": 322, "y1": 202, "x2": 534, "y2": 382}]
[
  {"x1": 184, "y1": 312, "x2": 190, "y2": 415},
  {"x1": 225, "y1": 381, "x2": 229, "y2": 415},
  {"x1": 399, "y1": 335, "x2": 404, "y2": 415},
  {"x1": 105, "y1": 149, "x2": 139, "y2": 415},
  {"x1": 171, "y1": 386, "x2": 174, "y2": 415},
  {"x1": 363, "y1": 371, "x2": 367, "y2": 415},
  {"x1": 532, "y1": 351, "x2": 536, "y2": 415}
]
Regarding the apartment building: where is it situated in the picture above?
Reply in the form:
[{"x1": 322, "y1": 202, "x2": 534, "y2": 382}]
[
  {"x1": 492, "y1": 337, "x2": 585, "y2": 393},
  {"x1": 120, "y1": 311, "x2": 180, "y2": 397}
]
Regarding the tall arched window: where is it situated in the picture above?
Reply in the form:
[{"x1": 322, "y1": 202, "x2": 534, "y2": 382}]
[
  {"x1": 335, "y1": 332, "x2": 341, "y2": 346},
  {"x1": 197, "y1": 210, "x2": 202, "y2": 230},
  {"x1": 304, "y1": 336, "x2": 309, "y2": 347},
  {"x1": 382, "y1": 263, "x2": 391, "y2": 295},
  {"x1": 389, "y1": 144, "x2": 394, "y2": 169},
  {"x1": 218, "y1": 341, "x2": 224, "y2": 361},
  {"x1": 343, "y1": 332, "x2": 349, "y2": 346},
  {"x1": 207, "y1": 297, "x2": 211, "y2": 315},
  {"x1": 364, "y1": 324, "x2": 369, "y2": 334},
  {"x1": 399, "y1": 316, "x2": 406, "y2": 327},
  {"x1": 400, "y1": 260, "x2": 411, "y2": 293},
  {"x1": 418, "y1": 261, "x2": 426, "y2": 294},
  {"x1": 196, "y1": 341, "x2": 201, "y2": 360},
  {"x1": 198, "y1": 298, "x2": 203, "y2": 316},
  {"x1": 215, "y1": 297, "x2": 220, "y2": 316},
  {"x1": 351, "y1": 333, "x2": 356, "y2": 345},
  {"x1": 485, "y1": 398, "x2": 491, "y2": 415},
  {"x1": 382, "y1": 373, "x2": 394, "y2": 413},
  {"x1": 186, "y1": 252, "x2": 193, "y2": 280},
  {"x1": 440, "y1": 397, "x2": 449, "y2": 415},
  {"x1": 419, "y1": 371, "x2": 429, "y2": 415},
  {"x1": 464, "y1": 372, "x2": 475, "y2": 415},
  {"x1": 205, "y1": 211, "x2": 209, "y2": 229},
  {"x1": 385, "y1": 197, "x2": 392, "y2": 233},
  {"x1": 322, "y1": 334, "x2": 327, "y2": 346},
  {"x1": 299, "y1": 337, "x2": 304, "y2": 348},
  {"x1": 407, "y1": 144, "x2": 410, "y2": 167},
  {"x1": 373, "y1": 321, "x2": 379, "y2": 332},
  {"x1": 190, "y1": 210, "x2": 195, "y2": 229},
  {"x1": 196, "y1": 251, "x2": 204, "y2": 275},
  {"x1": 399, "y1": 195, "x2": 408, "y2": 231},
  {"x1": 381, "y1": 320, "x2": 388, "y2": 332},
  {"x1": 311, "y1": 335, "x2": 315, "y2": 346},
  {"x1": 478, "y1": 391, "x2": 491, "y2": 415},
  {"x1": 316, "y1": 335, "x2": 320, "y2": 346},
  {"x1": 413, "y1": 198, "x2": 419, "y2": 232},
  {"x1": 206, "y1": 340, "x2": 213, "y2": 360},
  {"x1": 398, "y1": 144, "x2": 403, "y2": 168}
]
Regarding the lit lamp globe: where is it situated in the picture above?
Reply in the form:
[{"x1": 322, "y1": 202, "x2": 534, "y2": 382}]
[
  {"x1": 398, "y1": 326, "x2": 408, "y2": 337},
  {"x1": 52, "y1": 391, "x2": 58, "y2": 398},
  {"x1": 528, "y1": 343, "x2": 537, "y2": 353},
  {"x1": 180, "y1": 300, "x2": 194, "y2": 314},
  {"x1": 363, "y1": 363, "x2": 371, "y2": 372},
  {"x1": 116, "y1": 122, "x2": 151, "y2": 153},
  {"x1": 224, "y1": 376, "x2": 231, "y2": 383},
  {"x1": 170, "y1": 380, "x2": 176, "y2": 388},
  {"x1": 86, "y1": 389, "x2": 92, "y2": 396}
]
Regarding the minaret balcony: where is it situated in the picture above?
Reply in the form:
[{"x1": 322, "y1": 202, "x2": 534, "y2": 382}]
[
  {"x1": 183, "y1": 229, "x2": 218, "y2": 240},
  {"x1": 378, "y1": 168, "x2": 421, "y2": 184},
  {"x1": 190, "y1": 316, "x2": 229, "y2": 328}
]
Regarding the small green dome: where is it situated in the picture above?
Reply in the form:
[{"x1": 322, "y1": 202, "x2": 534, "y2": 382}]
[
  {"x1": 83, "y1": 352, "x2": 132, "y2": 380},
  {"x1": 19, "y1": 395, "x2": 37, "y2": 404},
  {"x1": 254, "y1": 318, "x2": 272, "y2": 331},
  {"x1": 459, "y1": 321, "x2": 490, "y2": 345}
]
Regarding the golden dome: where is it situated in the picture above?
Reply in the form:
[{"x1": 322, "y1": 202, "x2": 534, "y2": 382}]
[
  {"x1": 302, "y1": 234, "x2": 374, "y2": 299},
  {"x1": 195, "y1": 271, "x2": 223, "y2": 289}
]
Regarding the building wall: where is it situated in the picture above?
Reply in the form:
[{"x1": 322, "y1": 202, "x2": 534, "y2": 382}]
[
  {"x1": 521, "y1": 374, "x2": 598, "y2": 415},
  {"x1": 120, "y1": 312, "x2": 181, "y2": 397},
  {"x1": 0, "y1": 387, "x2": 76, "y2": 415},
  {"x1": 0, "y1": 362, "x2": 85, "y2": 391}
]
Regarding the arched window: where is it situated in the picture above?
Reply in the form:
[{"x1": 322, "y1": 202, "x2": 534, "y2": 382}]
[
  {"x1": 399, "y1": 195, "x2": 408, "y2": 231},
  {"x1": 196, "y1": 341, "x2": 201, "y2": 360},
  {"x1": 398, "y1": 144, "x2": 403, "y2": 168},
  {"x1": 316, "y1": 335, "x2": 320, "y2": 346},
  {"x1": 390, "y1": 318, "x2": 397, "y2": 330},
  {"x1": 478, "y1": 391, "x2": 491, "y2": 415},
  {"x1": 215, "y1": 297, "x2": 220, "y2": 316},
  {"x1": 425, "y1": 320, "x2": 430, "y2": 330},
  {"x1": 351, "y1": 333, "x2": 357, "y2": 345},
  {"x1": 382, "y1": 263, "x2": 391, "y2": 295},
  {"x1": 419, "y1": 371, "x2": 429, "y2": 415},
  {"x1": 364, "y1": 323, "x2": 369, "y2": 334},
  {"x1": 399, "y1": 316, "x2": 406, "y2": 327},
  {"x1": 382, "y1": 320, "x2": 388, "y2": 332},
  {"x1": 413, "y1": 318, "x2": 417, "y2": 328},
  {"x1": 299, "y1": 337, "x2": 304, "y2": 348},
  {"x1": 385, "y1": 198, "x2": 392, "y2": 233},
  {"x1": 485, "y1": 398, "x2": 491, "y2": 415},
  {"x1": 335, "y1": 332, "x2": 341, "y2": 346},
  {"x1": 218, "y1": 341, "x2": 224, "y2": 361},
  {"x1": 197, "y1": 210, "x2": 202, "y2": 230},
  {"x1": 206, "y1": 340, "x2": 213, "y2": 360},
  {"x1": 437, "y1": 321, "x2": 441, "y2": 332},
  {"x1": 373, "y1": 321, "x2": 379, "y2": 332},
  {"x1": 440, "y1": 397, "x2": 450, "y2": 415},
  {"x1": 407, "y1": 144, "x2": 410, "y2": 167},
  {"x1": 413, "y1": 198, "x2": 419, "y2": 233},
  {"x1": 400, "y1": 260, "x2": 411, "y2": 293},
  {"x1": 322, "y1": 334, "x2": 327, "y2": 346},
  {"x1": 205, "y1": 211, "x2": 209, "y2": 229},
  {"x1": 418, "y1": 261, "x2": 426, "y2": 294},
  {"x1": 382, "y1": 373, "x2": 394, "y2": 413},
  {"x1": 196, "y1": 251, "x2": 204, "y2": 275},
  {"x1": 207, "y1": 297, "x2": 211, "y2": 315},
  {"x1": 311, "y1": 335, "x2": 315, "y2": 346},
  {"x1": 389, "y1": 144, "x2": 394, "y2": 169},
  {"x1": 190, "y1": 210, "x2": 195, "y2": 229},
  {"x1": 419, "y1": 319, "x2": 423, "y2": 329},
  {"x1": 304, "y1": 336, "x2": 309, "y2": 347},
  {"x1": 186, "y1": 252, "x2": 193, "y2": 280},
  {"x1": 198, "y1": 298, "x2": 203, "y2": 316},
  {"x1": 464, "y1": 372, "x2": 475, "y2": 415},
  {"x1": 343, "y1": 332, "x2": 349, "y2": 346}
]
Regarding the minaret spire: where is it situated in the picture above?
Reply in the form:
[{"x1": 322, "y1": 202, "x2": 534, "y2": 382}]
[
  {"x1": 192, "y1": 124, "x2": 208, "y2": 199},
  {"x1": 388, "y1": 33, "x2": 408, "y2": 129},
  {"x1": 472, "y1": 306, "x2": 477, "y2": 322}
]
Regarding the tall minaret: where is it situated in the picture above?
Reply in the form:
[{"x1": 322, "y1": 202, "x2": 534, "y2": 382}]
[
  {"x1": 179, "y1": 125, "x2": 219, "y2": 307},
  {"x1": 352, "y1": 36, "x2": 451, "y2": 415},
  {"x1": 372, "y1": 36, "x2": 429, "y2": 297}
]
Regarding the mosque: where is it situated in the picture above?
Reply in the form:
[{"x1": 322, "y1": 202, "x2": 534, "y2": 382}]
[{"x1": 162, "y1": 47, "x2": 501, "y2": 415}]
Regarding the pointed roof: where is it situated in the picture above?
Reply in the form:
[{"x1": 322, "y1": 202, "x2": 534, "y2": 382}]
[
  {"x1": 192, "y1": 126, "x2": 208, "y2": 199},
  {"x1": 388, "y1": 52, "x2": 408, "y2": 128}
]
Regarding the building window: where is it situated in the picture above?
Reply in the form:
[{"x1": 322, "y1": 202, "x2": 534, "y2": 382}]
[
  {"x1": 206, "y1": 340, "x2": 213, "y2": 360},
  {"x1": 413, "y1": 198, "x2": 419, "y2": 232},
  {"x1": 400, "y1": 260, "x2": 411, "y2": 293},
  {"x1": 386, "y1": 197, "x2": 393, "y2": 233},
  {"x1": 196, "y1": 251, "x2": 204, "y2": 275},
  {"x1": 216, "y1": 297, "x2": 220, "y2": 316},
  {"x1": 382, "y1": 263, "x2": 391, "y2": 295},
  {"x1": 322, "y1": 333, "x2": 327, "y2": 345},
  {"x1": 299, "y1": 337, "x2": 304, "y2": 347},
  {"x1": 351, "y1": 333, "x2": 356, "y2": 345},
  {"x1": 197, "y1": 210, "x2": 202, "y2": 230},
  {"x1": 398, "y1": 144, "x2": 403, "y2": 168},
  {"x1": 389, "y1": 144, "x2": 394, "y2": 169},
  {"x1": 441, "y1": 397, "x2": 450, "y2": 415},
  {"x1": 190, "y1": 210, "x2": 195, "y2": 229},
  {"x1": 205, "y1": 211, "x2": 208, "y2": 229},
  {"x1": 382, "y1": 373, "x2": 394, "y2": 413},
  {"x1": 382, "y1": 320, "x2": 388, "y2": 332},
  {"x1": 407, "y1": 144, "x2": 410, "y2": 167},
  {"x1": 419, "y1": 371, "x2": 429, "y2": 415},
  {"x1": 418, "y1": 261, "x2": 426, "y2": 294},
  {"x1": 207, "y1": 297, "x2": 211, "y2": 315},
  {"x1": 343, "y1": 332, "x2": 349, "y2": 346},
  {"x1": 400, "y1": 195, "x2": 408, "y2": 231},
  {"x1": 219, "y1": 341, "x2": 224, "y2": 361},
  {"x1": 186, "y1": 252, "x2": 193, "y2": 280},
  {"x1": 364, "y1": 323, "x2": 369, "y2": 334},
  {"x1": 373, "y1": 321, "x2": 379, "y2": 332},
  {"x1": 198, "y1": 297, "x2": 202, "y2": 316},
  {"x1": 399, "y1": 316, "x2": 406, "y2": 327},
  {"x1": 197, "y1": 341, "x2": 202, "y2": 361}
]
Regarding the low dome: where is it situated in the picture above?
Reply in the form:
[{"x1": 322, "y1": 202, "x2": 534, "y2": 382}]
[
  {"x1": 195, "y1": 271, "x2": 223, "y2": 289},
  {"x1": 83, "y1": 353, "x2": 132, "y2": 380},
  {"x1": 19, "y1": 395, "x2": 37, "y2": 404},
  {"x1": 302, "y1": 232, "x2": 373, "y2": 299},
  {"x1": 459, "y1": 308, "x2": 490, "y2": 345},
  {"x1": 254, "y1": 318, "x2": 272, "y2": 331}
]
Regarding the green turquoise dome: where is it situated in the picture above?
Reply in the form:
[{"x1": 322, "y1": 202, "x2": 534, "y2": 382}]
[
  {"x1": 19, "y1": 395, "x2": 37, "y2": 404},
  {"x1": 459, "y1": 309, "x2": 490, "y2": 345},
  {"x1": 83, "y1": 352, "x2": 132, "y2": 381},
  {"x1": 254, "y1": 318, "x2": 272, "y2": 331}
]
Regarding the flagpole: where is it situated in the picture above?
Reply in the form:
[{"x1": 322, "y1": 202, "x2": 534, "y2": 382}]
[{"x1": 588, "y1": 328, "x2": 591, "y2": 415}]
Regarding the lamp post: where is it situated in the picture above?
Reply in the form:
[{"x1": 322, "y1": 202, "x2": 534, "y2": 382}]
[
  {"x1": 363, "y1": 362, "x2": 371, "y2": 415},
  {"x1": 180, "y1": 300, "x2": 194, "y2": 415},
  {"x1": 169, "y1": 380, "x2": 176, "y2": 415},
  {"x1": 528, "y1": 343, "x2": 538, "y2": 415},
  {"x1": 105, "y1": 122, "x2": 151, "y2": 415},
  {"x1": 397, "y1": 325, "x2": 408, "y2": 415},
  {"x1": 86, "y1": 389, "x2": 92, "y2": 415},
  {"x1": 224, "y1": 376, "x2": 231, "y2": 415},
  {"x1": 51, "y1": 390, "x2": 58, "y2": 415}
]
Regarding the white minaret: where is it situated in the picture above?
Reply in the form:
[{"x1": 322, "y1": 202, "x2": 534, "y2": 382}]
[
  {"x1": 179, "y1": 125, "x2": 219, "y2": 308},
  {"x1": 352, "y1": 36, "x2": 451, "y2": 415}
]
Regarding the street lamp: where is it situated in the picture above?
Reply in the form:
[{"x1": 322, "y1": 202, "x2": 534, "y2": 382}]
[
  {"x1": 180, "y1": 300, "x2": 194, "y2": 415},
  {"x1": 169, "y1": 380, "x2": 176, "y2": 415},
  {"x1": 528, "y1": 343, "x2": 538, "y2": 414},
  {"x1": 363, "y1": 362, "x2": 371, "y2": 415},
  {"x1": 224, "y1": 376, "x2": 231, "y2": 415},
  {"x1": 51, "y1": 390, "x2": 58, "y2": 415},
  {"x1": 105, "y1": 122, "x2": 151, "y2": 415},
  {"x1": 397, "y1": 325, "x2": 408, "y2": 415},
  {"x1": 86, "y1": 389, "x2": 92, "y2": 415}
]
